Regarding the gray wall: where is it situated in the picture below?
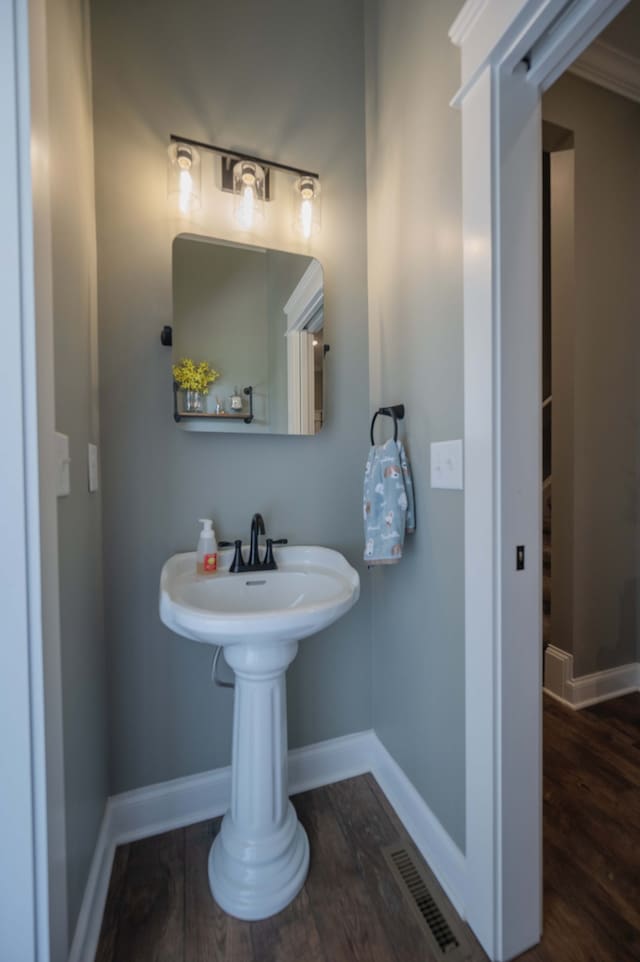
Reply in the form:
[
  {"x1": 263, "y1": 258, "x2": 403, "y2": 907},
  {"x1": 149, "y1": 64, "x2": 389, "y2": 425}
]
[
  {"x1": 173, "y1": 239, "x2": 270, "y2": 423},
  {"x1": 90, "y1": 0, "x2": 371, "y2": 794},
  {"x1": 364, "y1": 0, "x2": 466, "y2": 849},
  {"x1": 46, "y1": 0, "x2": 108, "y2": 939},
  {"x1": 543, "y1": 73, "x2": 640, "y2": 676}
]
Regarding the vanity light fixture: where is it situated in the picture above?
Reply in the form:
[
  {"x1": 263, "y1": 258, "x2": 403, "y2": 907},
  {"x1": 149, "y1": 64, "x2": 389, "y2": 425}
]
[
  {"x1": 168, "y1": 133, "x2": 321, "y2": 236},
  {"x1": 167, "y1": 142, "x2": 201, "y2": 214},
  {"x1": 233, "y1": 160, "x2": 265, "y2": 232},
  {"x1": 293, "y1": 176, "x2": 321, "y2": 240}
]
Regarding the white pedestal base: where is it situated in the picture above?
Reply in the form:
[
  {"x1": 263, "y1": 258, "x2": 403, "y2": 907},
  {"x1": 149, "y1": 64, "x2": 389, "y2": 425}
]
[
  {"x1": 209, "y1": 803, "x2": 309, "y2": 920},
  {"x1": 208, "y1": 640, "x2": 309, "y2": 920}
]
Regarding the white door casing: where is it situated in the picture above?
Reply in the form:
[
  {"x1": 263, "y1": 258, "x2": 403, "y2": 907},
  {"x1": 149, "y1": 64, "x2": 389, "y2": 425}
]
[
  {"x1": 450, "y1": 1, "x2": 629, "y2": 959},
  {"x1": 0, "y1": 4, "x2": 43, "y2": 957},
  {"x1": 284, "y1": 259, "x2": 323, "y2": 434},
  {"x1": 2, "y1": 0, "x2": 68, "y2": 959}
]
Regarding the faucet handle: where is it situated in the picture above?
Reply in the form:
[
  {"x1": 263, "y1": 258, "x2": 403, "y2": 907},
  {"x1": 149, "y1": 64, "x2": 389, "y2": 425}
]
[
  {"x1": 218, "y1": 541, "x2": 233, "y2": 548},
  {"x1": 229, "y1": 539, "x2": 247, "y2": 573},
  {"x1": 264, "y1": 538, "x2": 288, "y2": 569}
]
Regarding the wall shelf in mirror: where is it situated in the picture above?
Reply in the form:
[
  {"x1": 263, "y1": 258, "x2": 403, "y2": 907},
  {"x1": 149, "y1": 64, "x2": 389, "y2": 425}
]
[{"x1": 173, "y1": 382, "x2": 254, "y2": 424}]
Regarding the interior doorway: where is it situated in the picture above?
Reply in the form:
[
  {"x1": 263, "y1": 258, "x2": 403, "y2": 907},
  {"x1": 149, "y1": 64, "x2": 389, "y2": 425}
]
[
  {"x1": 541, "y1": 120, "x2": 574, "y2": 670},
  {"x1": 536, "y1": 18, "x2": 640, "y2": 954},
  {"x1": 452, "y1": 0, "x2": 633, "y2": 958}
]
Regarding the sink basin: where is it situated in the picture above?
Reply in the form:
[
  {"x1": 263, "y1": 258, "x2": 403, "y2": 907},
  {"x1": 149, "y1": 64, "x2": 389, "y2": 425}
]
[
  {"x1": 160, "y1": 545, "x2": 359, "y2": 646},
  {"x1": 159, "y1": 543, "x2": 359, "y2": 922}
]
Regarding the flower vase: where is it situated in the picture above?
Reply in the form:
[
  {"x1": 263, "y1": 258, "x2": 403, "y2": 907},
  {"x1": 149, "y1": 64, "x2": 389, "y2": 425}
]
[{"x1": 184, "y1": 389, "x2": 204, "y2": 413}]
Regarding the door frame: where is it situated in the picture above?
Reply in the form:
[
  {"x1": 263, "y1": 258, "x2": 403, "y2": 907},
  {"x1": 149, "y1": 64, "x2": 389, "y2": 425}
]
[
  {"x1": 1, "y1": 0, "x2": 68, "y2": 958},
  {"x1": 449, "y1": 1, "x2": 629, "y2": 959}
]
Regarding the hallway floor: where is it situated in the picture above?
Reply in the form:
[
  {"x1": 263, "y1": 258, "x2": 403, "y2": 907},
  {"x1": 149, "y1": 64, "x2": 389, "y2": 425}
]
[
  {"x1": 95, "y1": 694, "x2": 639, "y2": 962},
  {"x1": 518, "y1": 692, "x2": 640, "y2": 962}
]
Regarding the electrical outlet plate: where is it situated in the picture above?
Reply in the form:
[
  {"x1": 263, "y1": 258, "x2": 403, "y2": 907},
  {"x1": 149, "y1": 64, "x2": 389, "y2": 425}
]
[{"x1": 430, "y1": 439, "x2": 464, "y2": 490}]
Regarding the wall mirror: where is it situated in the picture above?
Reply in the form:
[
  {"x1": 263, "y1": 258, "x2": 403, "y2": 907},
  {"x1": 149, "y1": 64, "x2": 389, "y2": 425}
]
[{"x1": 171, "y1": 234, "x2": 325, "y2": 435}]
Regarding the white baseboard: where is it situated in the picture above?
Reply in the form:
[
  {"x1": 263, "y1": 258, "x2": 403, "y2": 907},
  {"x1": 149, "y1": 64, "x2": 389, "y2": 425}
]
[
  {"x1": 370, "y1": 738, "x2": 466, "y2": 916},
  {"x1": 69, "y1": 729, "x2": 465, "y2": 962},
  {"x1": 544, "y1": 645, "x2": 640, "y2": 710},
  {"x1": 67, "y1": 811, "x2": 115, "y2": 962}
]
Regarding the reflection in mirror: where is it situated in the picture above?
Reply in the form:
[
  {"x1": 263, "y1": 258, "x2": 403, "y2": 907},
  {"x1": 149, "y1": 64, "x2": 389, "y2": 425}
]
[{"x1": 172, "y1": 235, "x2": 325, "y2": 435}]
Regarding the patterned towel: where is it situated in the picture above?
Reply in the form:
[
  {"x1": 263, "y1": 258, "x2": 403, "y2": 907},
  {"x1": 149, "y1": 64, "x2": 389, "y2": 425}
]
[{"x1": 363, "y1": 438, "x2": 415, "y2": 565}]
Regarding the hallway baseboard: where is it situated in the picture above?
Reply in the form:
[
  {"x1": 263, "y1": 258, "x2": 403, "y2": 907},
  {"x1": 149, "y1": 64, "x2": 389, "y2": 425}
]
[
  {"x1": 68, "y1": 730, "x2": 465, "y2": 962},
  {"x1": 544, "y1": 645, "x2": 640, "y2": 710}
]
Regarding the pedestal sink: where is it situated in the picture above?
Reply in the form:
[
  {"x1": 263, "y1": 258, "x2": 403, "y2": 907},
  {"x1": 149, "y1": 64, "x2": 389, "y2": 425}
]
[{"x1": 159, "y1": 545, "x2": 360, "y2": 920}]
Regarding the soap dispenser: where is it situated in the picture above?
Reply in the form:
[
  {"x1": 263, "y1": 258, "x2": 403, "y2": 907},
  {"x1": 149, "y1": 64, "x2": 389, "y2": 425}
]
[{"x1": 196, "y1": 518, "x2": 218, "y2": 575}]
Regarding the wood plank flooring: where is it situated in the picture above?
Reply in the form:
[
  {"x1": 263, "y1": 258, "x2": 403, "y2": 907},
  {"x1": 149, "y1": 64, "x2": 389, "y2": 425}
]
[
  {"x1": 518, "y1": 693, "x2": 640, "y2": 962},
  {"x1": 96, "y1": 693, "x2": 640, "y2": 962},
  {"x1": 96, "y1": 771, "x2": 472, "y2": 962}
]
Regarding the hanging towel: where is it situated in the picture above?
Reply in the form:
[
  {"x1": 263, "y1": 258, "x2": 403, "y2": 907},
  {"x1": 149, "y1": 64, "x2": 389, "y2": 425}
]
[{"x1": 363, "y1": 438, "x2": 415, "y2": 565}]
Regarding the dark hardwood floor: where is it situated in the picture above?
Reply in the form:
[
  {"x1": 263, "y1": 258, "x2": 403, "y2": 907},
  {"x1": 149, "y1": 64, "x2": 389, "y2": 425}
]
[
  {"x1": 517, "y1": 693, "x2": 640, "y2": 962},
  {"x1": 95, "y1": 772, "x2": 474, "y2": 962},
  {"x1": 96, "y1": 693, "x2": 640, "y2": 962}
]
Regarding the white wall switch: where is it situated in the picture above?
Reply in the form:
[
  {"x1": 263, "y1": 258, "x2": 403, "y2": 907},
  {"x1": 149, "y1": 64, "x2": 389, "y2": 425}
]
[
  {"x1": 430, "y1": 439, "x2": 464, "y2": 490},
  {"x1": 55, "y1": 432, "x2": 71, "y2": 497},
  {"x1": 88, "y1": 443, "x2": 99, "y2": 493}
]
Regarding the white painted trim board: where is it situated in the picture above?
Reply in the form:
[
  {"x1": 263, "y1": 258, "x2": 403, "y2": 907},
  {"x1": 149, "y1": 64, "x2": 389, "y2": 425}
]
[
  {"x1": 544, "y1": 646, "x2": 640, "y2": 710},
  {"x1": 69, "y1": 729, "x2": 465, "y2": 962}
]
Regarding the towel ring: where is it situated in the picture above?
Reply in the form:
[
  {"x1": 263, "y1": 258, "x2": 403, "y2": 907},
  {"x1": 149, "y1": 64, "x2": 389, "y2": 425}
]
[{"x1": 370, "y1": 404, "x2": 405, "y2": 446}]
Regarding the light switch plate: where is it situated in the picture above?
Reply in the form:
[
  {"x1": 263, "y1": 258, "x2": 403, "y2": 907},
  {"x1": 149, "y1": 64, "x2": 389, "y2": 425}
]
[
  {"x1": 55, "y1": 432, "x2": 71, "y2": 497},
  {"x1": 430, "y1": 439, "x2": 463, "y2": 490},
  {"x1": 88, "y1": 443, "x2": 99, "y2": 493}
]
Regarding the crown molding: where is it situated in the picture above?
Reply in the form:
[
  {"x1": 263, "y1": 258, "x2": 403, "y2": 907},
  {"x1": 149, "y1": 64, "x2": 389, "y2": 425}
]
[
  {"x1": 449, "y1": 0, "x2": 487, "y2": 47},
  {"x1": 569, "y1": 39, "x2": 640, "y2": 104}
]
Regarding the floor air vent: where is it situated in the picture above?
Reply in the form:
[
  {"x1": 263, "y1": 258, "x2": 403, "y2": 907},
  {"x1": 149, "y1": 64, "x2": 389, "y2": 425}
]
[{"x1": 383, "y1": 844, "x2": 469, "y2": 959}]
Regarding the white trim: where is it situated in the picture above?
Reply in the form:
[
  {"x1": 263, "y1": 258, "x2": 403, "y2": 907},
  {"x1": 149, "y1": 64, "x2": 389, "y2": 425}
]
[
  {"x1": 457, "y1": 56, "x2": 545, "y2": 962},
  {"x1": 372, "y1": 739, "x2": 466, "y2": 916},
  {"x1": 451, "y1": 0, "x2": 576, "y2": 104},
  {"x1": 27, "y1": 0, "x2": 70, "y2": 953},
  {"x1": 544, "y1": 647, "x2": 640, "y2": 710},
  {"x1": 543, "y1": 645, "x2": 573, "y2": 703},
  {"x1": 527, "y1": 0, "x2": 630, "y2": 92},
  {"x1": 285, "y1": 260, "x2": 323, "y2": 434},
  {"x1": 569, "y1": 663, "x2": 640, "y2": 708},
  {"x1": 449, "y1": 0, "x2": 487, "y2": 47},
  {"x1": 451, "y1": 1, "x2": 631, "y2": 959},
  {"x1": 569, "y1": 39, "x2": 640, "y2": 103},
  {"x1": 286, "y1": 331, "x2": 315, "y2": 435},
  {"x1": 2, "y1": 0, "x2": 69, "y2": 958},
  {"x1": 289, "y1": 727, "x2": 377, "y2": 794},
  {"x1": 70, "y1": 730, "x2": 465, "y2": 962},
  {"x1": 283, "y1": 259, "x2": 324, "y2": 333},
  {"x1": 67, "y1": 813, "x2": 114, "y2": 962},
  {"x1": 0, "y1": 1, "x2": 43, "y2": 956}
]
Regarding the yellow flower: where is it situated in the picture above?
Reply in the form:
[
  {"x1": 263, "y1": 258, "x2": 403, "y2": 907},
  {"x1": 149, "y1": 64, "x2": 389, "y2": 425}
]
[{"x1": 173, "y1": 358, "x2": 220, "y2": 394}]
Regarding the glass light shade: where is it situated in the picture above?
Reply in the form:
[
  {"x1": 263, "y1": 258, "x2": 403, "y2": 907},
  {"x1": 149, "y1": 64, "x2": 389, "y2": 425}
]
[
  {"x1": 232, "y1": 160, "x2": 265, "y2": 231},
  {"x1": 167, "y1": 142, "x2": 201, "y2": 215},
  {"x1": 293, "y1": 175, "x2": 321, "y2": 240}
]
